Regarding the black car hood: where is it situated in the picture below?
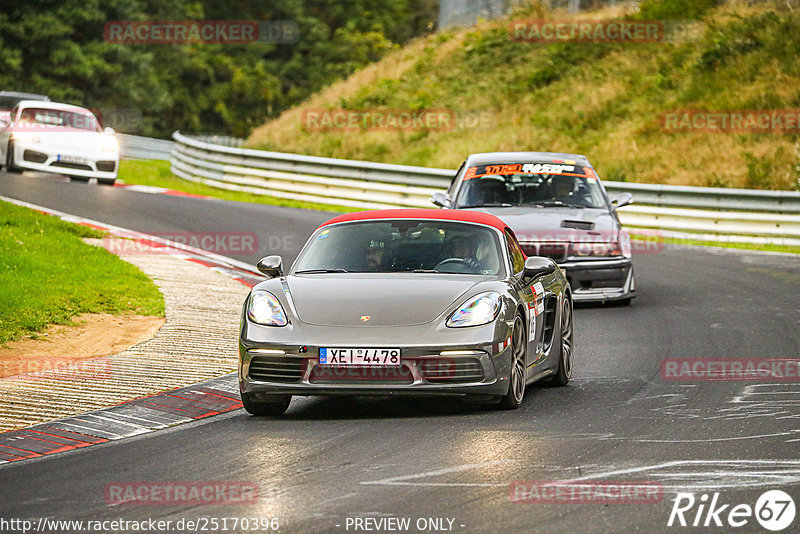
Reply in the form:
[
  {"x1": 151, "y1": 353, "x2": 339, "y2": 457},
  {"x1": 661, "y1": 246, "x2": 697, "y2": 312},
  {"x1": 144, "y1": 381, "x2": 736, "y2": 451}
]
[
  {"x1": 286, "y1": 274, "x2": 489, "y2": 327},
  {"x1": 470, "y1": 206, "x2": 618, "y2": 242}
]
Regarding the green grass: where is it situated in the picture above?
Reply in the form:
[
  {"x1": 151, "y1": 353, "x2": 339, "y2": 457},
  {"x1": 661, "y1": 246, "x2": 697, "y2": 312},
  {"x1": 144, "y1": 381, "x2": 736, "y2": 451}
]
[
  {"x1": 246, "y1": 0, "x2": 800, "y2": 191},
  {"x1": 630, "y1": 233, "x2": 800, "y2": 254},
  {"x1": 0, "y1": 200, "x2": 165, "y2": 345},
  {"x1": 118, "y1": 160, "x2": 359, "y2": 214}
]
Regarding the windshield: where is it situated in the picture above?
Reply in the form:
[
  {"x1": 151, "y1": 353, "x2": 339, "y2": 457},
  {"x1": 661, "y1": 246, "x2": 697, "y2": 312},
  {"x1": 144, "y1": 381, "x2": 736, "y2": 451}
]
[
  {"x1": 454, "y1": 162, "x2": 608, "y2": 209},
  {"x1": 16, "y1": 107, "x2": 100, "y2": 132},
  {"x1": 293, "y1": 220, "x2": 505, "y2": 276}
]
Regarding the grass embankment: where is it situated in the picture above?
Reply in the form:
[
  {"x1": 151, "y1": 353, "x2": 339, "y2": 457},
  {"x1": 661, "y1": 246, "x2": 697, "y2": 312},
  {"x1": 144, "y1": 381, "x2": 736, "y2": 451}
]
[
  {"x1": 118, "y1": 160, "x2": 355, "y2": 213},
  {"x1": 0, "y1": 200, "x2": 165, "y2": 345},
  {"x1": 247, "y1": 0, "x2": 800, "y2": 191}
]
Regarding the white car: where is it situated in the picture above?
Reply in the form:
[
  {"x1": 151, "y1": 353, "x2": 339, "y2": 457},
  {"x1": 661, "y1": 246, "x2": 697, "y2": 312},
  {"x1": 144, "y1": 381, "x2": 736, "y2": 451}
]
[{"x1": 0, "y1": 101, "x2": 119, "y2": 185}]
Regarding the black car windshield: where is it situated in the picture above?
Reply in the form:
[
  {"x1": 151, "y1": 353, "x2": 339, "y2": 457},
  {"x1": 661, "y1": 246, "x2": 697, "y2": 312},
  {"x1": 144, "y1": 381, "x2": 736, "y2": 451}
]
[
  {"x1": 16, "y1": 107, "x2": 100, "y2": 132},
  {"x1": 454, "y1": 162, "x2": 607, "y2": 209},
  {"x1": 293, "y1": 220, "x2": 505, "y2": 276}
]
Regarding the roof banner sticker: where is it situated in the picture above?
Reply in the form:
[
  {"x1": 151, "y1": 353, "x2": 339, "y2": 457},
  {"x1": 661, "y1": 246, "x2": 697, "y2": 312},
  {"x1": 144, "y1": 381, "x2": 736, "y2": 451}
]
[{"x1": 465, "y1": 162, "x2": 579, "y2": 180}]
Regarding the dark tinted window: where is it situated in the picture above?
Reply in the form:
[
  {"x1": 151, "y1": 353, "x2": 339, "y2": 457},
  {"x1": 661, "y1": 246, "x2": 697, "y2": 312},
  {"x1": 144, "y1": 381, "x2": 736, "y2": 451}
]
[
  {"x1": 505, "y1": 229, "x2": 525, "y2": 275},
  {"x1": 294, "y1": 220, "x2": 505, "y2": 276}
]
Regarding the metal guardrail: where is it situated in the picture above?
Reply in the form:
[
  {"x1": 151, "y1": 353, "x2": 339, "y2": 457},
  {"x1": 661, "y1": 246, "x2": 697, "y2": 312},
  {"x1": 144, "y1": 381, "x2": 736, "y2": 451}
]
[
  {"x1": 170, "y1": 131, "x2": 800, "y2": 243},
  {"x1": 118, "y1": 133, "x2": 175, "y2": 161}
]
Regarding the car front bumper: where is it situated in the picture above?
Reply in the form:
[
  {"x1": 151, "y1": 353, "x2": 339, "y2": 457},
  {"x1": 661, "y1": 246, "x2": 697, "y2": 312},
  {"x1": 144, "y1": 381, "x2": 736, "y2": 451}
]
[
  {"x1": 239, "y1": 321, "x2": 515, "y2": 400},
  {"x1": 12, "y1": 141, "x2": 118, "y2": 179},
  {"x1": 558, "y1": 257, "x2": 635, "y2": 302}
]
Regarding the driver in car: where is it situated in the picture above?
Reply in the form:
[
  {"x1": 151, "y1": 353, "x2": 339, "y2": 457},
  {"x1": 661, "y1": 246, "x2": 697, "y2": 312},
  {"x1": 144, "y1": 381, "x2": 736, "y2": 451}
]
[
  {"x1": 552, "y1": 176, "x2": 577, "y2": 201},
  {"x1": 444, "y1": 235, "x2": 482, "y2": 273},
  {"x1": 364, "y1": 239, "x2": 386, "y2": 270}
]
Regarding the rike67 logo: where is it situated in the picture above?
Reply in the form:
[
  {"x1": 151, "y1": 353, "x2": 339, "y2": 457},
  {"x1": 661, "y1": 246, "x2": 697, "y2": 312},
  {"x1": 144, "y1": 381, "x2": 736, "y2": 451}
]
[{"x1": 668, "y1": 490, "x2": 795, "y2": 531}]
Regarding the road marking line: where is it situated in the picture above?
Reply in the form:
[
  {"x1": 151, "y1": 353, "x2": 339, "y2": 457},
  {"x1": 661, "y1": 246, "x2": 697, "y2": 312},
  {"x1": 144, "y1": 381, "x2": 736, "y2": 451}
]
[{"x1": 361, "y1": 460, "x2": 517, "y2": 486}]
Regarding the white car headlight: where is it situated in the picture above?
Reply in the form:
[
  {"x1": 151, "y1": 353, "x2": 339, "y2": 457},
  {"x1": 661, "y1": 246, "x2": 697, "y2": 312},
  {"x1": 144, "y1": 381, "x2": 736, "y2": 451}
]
[
  {"x1": 100, "y1": 135, "x2": 119, "y2": 152},
  {"x1": 446, "y1": 291, "x2": 501, "y2": 328},
  {"x1": 247, "y1": 291, "x2": 288, "y2": 327}
]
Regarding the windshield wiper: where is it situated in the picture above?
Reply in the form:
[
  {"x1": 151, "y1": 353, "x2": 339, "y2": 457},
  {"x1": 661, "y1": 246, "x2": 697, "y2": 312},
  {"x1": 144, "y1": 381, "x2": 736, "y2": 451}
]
[
  {"x1": 460, "y1": 202, "x2": 513, "y2": 208},
  {"x1": 411, "y1": 269, "x2": 439, "y2": 273},
  {"x1": 294, "y1": 269, "x2": 349, "y2": 274},
  {"x1": 536, "y1": 200, "x2": 585, "y2": 208}
]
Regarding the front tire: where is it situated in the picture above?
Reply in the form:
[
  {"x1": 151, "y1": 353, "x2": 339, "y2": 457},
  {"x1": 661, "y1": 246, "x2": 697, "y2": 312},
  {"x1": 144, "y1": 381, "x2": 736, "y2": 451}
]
[
  {"x1": 98, "y1": 178, "x2": 116, "y2": 186},
  {"x1": 241, "y1": 393, "x2": 291, "y2": 416},
  {"x1": 498, "y1": 315, "x2": 527, "y2": 410},
  {"x1": 69, "y1": 175, "x2": 90, "y2": 183},
  {"x1": 5, "y1": 143, "x2": 21, "y2": 173},
  {"x1": 543, "y1": 297, "x2": 573, "y2": 387}
]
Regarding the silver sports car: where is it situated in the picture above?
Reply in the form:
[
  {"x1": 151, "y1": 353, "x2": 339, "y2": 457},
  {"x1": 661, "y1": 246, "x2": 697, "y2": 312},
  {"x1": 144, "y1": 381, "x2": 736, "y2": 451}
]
[
  {"x1": 432, "y1": 152, "x2": 635, "y2": 304},
  {"x1": 239, "y1": 209, "x2": 573, "y2": 416}
]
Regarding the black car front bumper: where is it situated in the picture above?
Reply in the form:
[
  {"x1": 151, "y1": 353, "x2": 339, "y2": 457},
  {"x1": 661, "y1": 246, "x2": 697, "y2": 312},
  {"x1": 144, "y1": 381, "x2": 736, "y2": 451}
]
[{"x1": 558, "y1": 257, "x2": 634, "y2": 302}]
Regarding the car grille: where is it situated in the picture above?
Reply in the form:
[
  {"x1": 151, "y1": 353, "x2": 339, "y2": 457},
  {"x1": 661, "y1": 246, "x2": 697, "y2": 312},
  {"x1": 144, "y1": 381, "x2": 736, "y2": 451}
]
[
  {"x1": 420, "y1": 358, "x2": 484, "y2": 383},
  {"x1": 248, "y1": 355, "x2": 305, "y2": 382},
  {"x1": 521, "y1": 243, "x2": 568, "y2": 263},
  {"x1": 51, "y1": 161, "x2": 92, "y2": 171},
  {"x1": 97, "y1": 160, "x2": 116, "y2": 172},
  {"x1": 309, "y1": 365, "x2": 414, "y2": 385},
  {"x1": 23, "y1": 150, "x2": 47, "y2": 163}
]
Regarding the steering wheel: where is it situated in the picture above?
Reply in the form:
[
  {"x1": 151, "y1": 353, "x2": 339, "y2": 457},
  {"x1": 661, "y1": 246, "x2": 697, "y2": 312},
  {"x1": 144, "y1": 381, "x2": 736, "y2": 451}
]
[
  {"x1": 435, "y1": 258, "x2": 466, "y2": 268},
  {"x1": 434, "y1": 258, "x2": 477, "y2": 274}
]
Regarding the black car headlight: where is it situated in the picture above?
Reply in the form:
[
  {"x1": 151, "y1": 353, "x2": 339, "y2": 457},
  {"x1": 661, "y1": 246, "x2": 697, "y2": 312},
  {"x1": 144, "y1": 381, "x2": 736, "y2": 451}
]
[{"x1": 247, "y1": 290, "x2": 288, "y2": 327}]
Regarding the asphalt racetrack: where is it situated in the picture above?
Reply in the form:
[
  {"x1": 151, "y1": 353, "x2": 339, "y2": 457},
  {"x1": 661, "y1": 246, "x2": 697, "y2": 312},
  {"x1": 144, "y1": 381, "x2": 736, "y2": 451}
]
[{"x1": 1, "y1": 171, "x2": 799, "y2": 533}]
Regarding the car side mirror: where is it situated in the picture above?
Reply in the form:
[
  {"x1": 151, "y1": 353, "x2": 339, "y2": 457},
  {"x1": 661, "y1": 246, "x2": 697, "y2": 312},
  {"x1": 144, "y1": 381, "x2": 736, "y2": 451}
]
[
  {"x1": 611, "y1": 192, "x2": 633, "y2": 210},
  {"x1": 524, "y1": 256, "x2": 557, "y2": 278},
  {"x1": 257, "y1": 255, "x2": 283, "y2": 278},
  {"x1": 103, "y1": 127, "x2": 115, "y2": 135},
  {"x1": 0, "y1": 118, "x2": 9, "y2": 129},
  {"x1": 431, "y1": 192, "x2": 451, "y2": 208}
]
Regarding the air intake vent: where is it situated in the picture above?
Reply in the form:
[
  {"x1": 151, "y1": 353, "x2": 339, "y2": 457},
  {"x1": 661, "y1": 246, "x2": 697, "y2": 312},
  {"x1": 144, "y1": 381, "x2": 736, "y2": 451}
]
[
  {"x1": 248, "y1": 356, "x2": 305, "y2": 382},
  {"x1": 421, "y1": 358, "x2": 484, "y2": 383},
  {"x1": 561, "y1": 220, "x2": 594, "y2": 230}
]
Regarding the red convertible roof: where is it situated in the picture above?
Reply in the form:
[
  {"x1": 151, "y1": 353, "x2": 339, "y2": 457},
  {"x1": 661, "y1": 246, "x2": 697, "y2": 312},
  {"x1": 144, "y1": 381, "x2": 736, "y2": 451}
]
[{"x1": 319, "y1": 209, "x2": 512, "y2": 233}]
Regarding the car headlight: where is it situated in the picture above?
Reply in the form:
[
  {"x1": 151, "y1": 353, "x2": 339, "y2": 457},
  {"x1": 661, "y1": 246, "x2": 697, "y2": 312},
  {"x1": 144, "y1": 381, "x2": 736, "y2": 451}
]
[
  {"x1": 446, "y1": 291, "x2": 501, "y2": 328},
  {"x1": 11, "y1": 132, "x2": 39, "y2": 143},
  {"x1": 571, "y1": 239, "x2": 622, "y2": 257},
  {"x1": 100, "y1": 135, "x2": 119, "y2": 152},
  {"x1": 247, "y1": 291, "x2": 288, "y2": 327}
]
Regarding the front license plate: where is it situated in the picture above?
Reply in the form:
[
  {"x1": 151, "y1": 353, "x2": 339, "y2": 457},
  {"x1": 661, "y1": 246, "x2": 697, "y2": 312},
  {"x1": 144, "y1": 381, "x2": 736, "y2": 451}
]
[
  {"x1": 58, "y1": 154, "x2": 89, "y2": 165},
  {"x1": 319, "y1": 348, "x2": 401, "y2": 366}
]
